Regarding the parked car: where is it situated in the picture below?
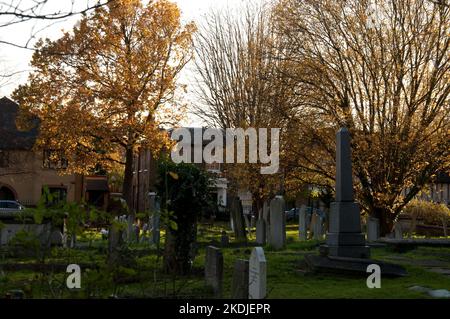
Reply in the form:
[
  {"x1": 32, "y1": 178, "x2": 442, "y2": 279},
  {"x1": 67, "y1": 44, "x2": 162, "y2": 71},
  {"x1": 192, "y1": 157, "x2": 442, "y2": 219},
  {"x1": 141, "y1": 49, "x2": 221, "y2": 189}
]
[
  {"x1": 285, "y1": 208, "x2": 299, "y2": 221},
  {"x1": 0, "y1": 200, "x2": 26, "y2": 211}
]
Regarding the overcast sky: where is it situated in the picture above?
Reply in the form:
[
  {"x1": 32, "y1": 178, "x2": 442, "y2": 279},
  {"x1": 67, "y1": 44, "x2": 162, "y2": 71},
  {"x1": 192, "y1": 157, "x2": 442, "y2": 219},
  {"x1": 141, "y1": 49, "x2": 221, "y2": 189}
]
[{"x1": 0, "y1": 0, "x2": 254, "y2": 126}]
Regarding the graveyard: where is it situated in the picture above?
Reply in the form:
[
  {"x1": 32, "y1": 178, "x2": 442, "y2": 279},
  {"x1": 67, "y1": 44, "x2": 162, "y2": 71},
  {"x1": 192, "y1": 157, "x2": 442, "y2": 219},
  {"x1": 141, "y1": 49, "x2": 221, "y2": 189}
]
[
  {"x1": 0, "y1": 126, "x2": 449, "y2": 299},
  {"x1": 1, "y1": 221, "x2": 450, "y2": 299},
  {"x1": 0, "y1": 0, "x2": 449, "y2": 303}
]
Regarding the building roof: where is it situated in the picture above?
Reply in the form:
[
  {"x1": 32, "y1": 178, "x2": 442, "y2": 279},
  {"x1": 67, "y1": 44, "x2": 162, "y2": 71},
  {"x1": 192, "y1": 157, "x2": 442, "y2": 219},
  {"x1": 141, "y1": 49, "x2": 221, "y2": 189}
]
[{"x1": 0, "y1": 96, "x2": 39, "y2": 150}]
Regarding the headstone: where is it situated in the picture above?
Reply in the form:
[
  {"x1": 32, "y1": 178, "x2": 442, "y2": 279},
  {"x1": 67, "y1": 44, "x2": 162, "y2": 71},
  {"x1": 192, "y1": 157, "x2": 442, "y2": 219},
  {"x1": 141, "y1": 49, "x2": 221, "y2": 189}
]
[
  {"x1": 249, "y1": 247, "x2": 267, "y2": 299},
  {"x1": 152, "y1": 197, "x2": 161, "y2": 246},
  {"x1": 367, "y1": 217, "x2": 380, "y2": 242},
  {"x1": 394, "y1": 223, "x2": 403, "y2": 239},
  {"x1": 250, "y1": 215, "x2": 256, "y2": 228},
  {"x1": 230, "y1": 198, "x2": 247, "y2": 243},
  {"x1": 269, "y1": 196, "x2": 286, "y2": 250},
  {"x1": 126, "y1": 215, "x2": 135, "y2": 242},
  {"x1": 244, "y1": 214, "x2": 251, "y2": 233},
  {"x1": 107, "y1": 223, "x2": 123, "y2": 264},
  {"x1": 231, "y1": 259, "x2": 249, "y2": 299},
  {"x1": 134, "y1": 224, "x2": 140, "y2": 242},
  {"x1": 140, "y1": 223, "x2": 149, "y2": 243},
  {"x1": 220, "y1": 231, "x2": 229, "y2": 247},
  {"x1": 262, "y1": 201, "x2": 270, "y2": 242},
  {"x1": 313, "y1": 213, "x2": 323, "y2": 240},
  {"x1": 50, "y1": 230, "x2": 64, "y2": 246},
  {"x1": 298, "y1": 205, "x2": 307, "y2": 241},
  {"x1": 256, "y1": 219, "x2": 266, "y2": 245},
  {"x1": 323, "y1": 127, "x2": 370, "y2": 258},
  {"x1": 205, "y1": 246, "x2": 223, "y2": 298}
]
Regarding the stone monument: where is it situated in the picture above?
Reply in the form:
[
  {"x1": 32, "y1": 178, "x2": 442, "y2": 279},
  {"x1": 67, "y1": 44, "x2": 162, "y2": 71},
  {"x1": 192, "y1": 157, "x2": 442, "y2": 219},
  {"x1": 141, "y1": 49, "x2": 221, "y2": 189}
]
[{"x1": 305, "y1": 128, "x2": 407, "y2": 277}]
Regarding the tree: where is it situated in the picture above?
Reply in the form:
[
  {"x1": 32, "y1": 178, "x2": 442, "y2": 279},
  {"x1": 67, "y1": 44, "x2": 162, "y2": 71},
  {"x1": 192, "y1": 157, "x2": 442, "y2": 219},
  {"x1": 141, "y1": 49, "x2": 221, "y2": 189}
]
[
  {"x1": 193, "y1": 2, "x2": 299, "y2": 211},
  {"x1": 13, "y1": 0, "x2": 196, "y2": 210},
  {"x1": 0, "y1": 1, "x2": 112, "y2": 86},
  {"x1": 274, "y1": 0, "x2": 450, "y2": 235}
]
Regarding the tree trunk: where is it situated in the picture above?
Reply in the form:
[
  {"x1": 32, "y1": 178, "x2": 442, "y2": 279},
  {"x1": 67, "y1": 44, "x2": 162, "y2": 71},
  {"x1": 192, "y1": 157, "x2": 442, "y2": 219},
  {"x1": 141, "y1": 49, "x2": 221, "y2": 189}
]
[
  {"x1": 122, "y1": 147, "x2": 134, "y2": 213},
  {"x1": 371, "y1": 207, "x2": 395, "y2": 237}
]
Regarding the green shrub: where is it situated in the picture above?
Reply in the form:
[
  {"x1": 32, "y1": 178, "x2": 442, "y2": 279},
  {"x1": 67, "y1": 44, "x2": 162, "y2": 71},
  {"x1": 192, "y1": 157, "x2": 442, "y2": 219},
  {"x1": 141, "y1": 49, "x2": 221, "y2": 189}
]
[{"x1": 401, "y1": 199, "x2": 450, "y2": 236}]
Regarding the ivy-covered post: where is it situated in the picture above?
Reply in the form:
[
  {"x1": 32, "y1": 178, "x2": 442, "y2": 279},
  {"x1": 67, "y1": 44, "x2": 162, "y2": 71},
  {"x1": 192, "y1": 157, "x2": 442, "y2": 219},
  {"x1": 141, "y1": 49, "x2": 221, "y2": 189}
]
[{"x1": 157, "y1": 159, "x2": 214, "y2": 275}]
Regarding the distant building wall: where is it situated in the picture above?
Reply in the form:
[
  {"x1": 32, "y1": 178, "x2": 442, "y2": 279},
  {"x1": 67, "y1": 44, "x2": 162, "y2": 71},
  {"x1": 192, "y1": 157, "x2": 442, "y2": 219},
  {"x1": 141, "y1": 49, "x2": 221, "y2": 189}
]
[{"x1": 0, "y1": 149, "x2": 78, "y2": 206}]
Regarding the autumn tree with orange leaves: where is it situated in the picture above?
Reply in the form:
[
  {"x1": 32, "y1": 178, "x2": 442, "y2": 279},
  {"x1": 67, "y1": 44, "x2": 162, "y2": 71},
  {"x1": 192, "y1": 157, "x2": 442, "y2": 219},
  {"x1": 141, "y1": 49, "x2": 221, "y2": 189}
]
[
  {"x1": 274, "y1": 0, "x2": 450, "y2": 235},
  {"x1": 13, "y1": 0, "x2": 196, "y2": 209}
]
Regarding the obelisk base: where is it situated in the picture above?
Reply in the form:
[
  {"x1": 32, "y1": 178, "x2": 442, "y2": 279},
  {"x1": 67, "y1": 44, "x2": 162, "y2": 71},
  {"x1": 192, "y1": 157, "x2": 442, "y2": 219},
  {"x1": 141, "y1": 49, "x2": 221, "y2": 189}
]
[
  {"x1": 319, "y1": 244, "x2": 370, "y2": 259},
  {"x1": 304, "y1": 254, "x2": 407, "y2": 277}
]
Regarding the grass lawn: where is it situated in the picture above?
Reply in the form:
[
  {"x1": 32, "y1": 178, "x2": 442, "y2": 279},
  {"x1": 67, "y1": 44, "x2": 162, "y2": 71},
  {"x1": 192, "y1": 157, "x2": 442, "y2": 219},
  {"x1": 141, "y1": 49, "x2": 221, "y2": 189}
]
[{"x1": 1, "y1": 222, "x2": 449, "y2": 298}]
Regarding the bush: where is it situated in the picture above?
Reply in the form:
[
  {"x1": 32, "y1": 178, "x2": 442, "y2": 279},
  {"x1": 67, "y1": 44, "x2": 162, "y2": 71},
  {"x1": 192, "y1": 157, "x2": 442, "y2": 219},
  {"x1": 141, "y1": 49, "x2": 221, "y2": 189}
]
[{"x1": 401, "y1": 199, "x2": 450, "y2": 236}]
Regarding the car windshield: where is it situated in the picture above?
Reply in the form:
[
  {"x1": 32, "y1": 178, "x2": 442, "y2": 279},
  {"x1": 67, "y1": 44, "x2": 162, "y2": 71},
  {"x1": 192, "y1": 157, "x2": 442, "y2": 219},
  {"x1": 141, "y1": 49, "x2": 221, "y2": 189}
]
[{"x1": 0, "y1": 201, "x2": 22, "y2": 209}]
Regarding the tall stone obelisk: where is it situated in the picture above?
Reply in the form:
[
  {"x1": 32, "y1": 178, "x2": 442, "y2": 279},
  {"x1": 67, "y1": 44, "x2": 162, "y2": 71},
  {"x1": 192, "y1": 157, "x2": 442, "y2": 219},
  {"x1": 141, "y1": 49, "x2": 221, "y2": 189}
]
[{"x1": 322, "y1": 128, "x2": 370, "y2": 258}]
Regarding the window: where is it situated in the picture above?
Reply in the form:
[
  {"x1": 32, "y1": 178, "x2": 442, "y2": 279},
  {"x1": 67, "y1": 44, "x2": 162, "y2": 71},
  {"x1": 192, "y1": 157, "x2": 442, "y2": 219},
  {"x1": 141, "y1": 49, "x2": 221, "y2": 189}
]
[
  {"x1": 43, "y1": 187, "x2": 67, "y2": 206},
  {"x1": 0, "y1": 151, "x2": 10, "y2": 168},
  {"x1": 43, "y1": 150, "x2": 68, "y2": 169}
]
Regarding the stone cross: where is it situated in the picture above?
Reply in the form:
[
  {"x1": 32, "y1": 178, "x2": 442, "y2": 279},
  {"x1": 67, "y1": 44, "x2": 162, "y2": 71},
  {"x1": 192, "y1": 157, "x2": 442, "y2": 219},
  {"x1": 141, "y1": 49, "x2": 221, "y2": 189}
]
[
  {"x1": 324, "y1": 128, "x2": 370, "y2": 258},
  {"x1": 269, "y1": 196, "x2": 286, "y2": 250},
  {"x1": 205, "y1": 246, "x2": 223, "y2": 298},
  {"x1": 249, "y1": 247, "x2": 267, "y2": 299}
]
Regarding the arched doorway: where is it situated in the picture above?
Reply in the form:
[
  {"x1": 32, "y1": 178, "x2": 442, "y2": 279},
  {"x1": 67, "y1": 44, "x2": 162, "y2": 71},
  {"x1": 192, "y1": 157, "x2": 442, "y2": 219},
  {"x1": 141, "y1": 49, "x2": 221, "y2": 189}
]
[{"x1": 0, "y1": 185, "x2": 16, "y2": 200}]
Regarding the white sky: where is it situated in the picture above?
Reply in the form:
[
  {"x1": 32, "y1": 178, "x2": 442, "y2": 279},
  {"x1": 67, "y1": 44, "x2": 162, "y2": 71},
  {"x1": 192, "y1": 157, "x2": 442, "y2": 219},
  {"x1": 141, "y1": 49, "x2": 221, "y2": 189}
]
[{"x1": 0, "y1": 0, "x2": 254, "y2": 126}]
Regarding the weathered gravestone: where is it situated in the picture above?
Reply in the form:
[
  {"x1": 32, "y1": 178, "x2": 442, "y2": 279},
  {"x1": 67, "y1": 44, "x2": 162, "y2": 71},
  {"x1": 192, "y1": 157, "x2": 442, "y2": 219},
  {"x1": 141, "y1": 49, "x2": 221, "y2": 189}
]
[
  {"x1": 250, "y1": 215, "x2": 256, "y2": 229},
  {"x1": 220, "y1": 231, "x2": 229, "y2": 247},
  {"x1": 231, "y1": 259, "x2": 249, "y2": 299},
  {"x1": 394, "y1": 223, "x2": 403, "y2": 239},
  {"x1": 256, "y1": 219, "x2": 266, "y2": 245},
  {"x1": 249, "y1": 247, "x2": 267, "y2": 299},
  {"x1": 312, "y1": 213, "x2": 323, "y2": 240},
  {"x1": 107, "y1": 222, "x2": 123, "y2": 265},
  {"x1": 230, "y1": 197, "x2": 247, "y2": 243},
  {"x1": 269, "y1": 196, "x2": 286, "y2": 250},
  {"x1": 298, "y1": 205, "x2": 307, "y2": 241},
  {"x1": 151, "y1": 196, "x2": 161, "y2": 246},
  {"x1": 50, "y1": 230, "x2": 64, "y2": 246},
  {"x1": 263, "y1": 201, "x2": 270, "y2": 242},
  {"x1": 367, "y1": 217, "x2": 380, "y2": 242},
  {"x1": 205, "y1": 246, "x2": 223, "y2": 298},
  {"x1": 134, "y1": 224, "x2": 140, "y2": 242},
  {"x1": 126, "y1": 215, "x2": 135, "y2": 243}
]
